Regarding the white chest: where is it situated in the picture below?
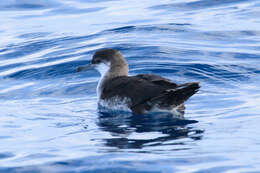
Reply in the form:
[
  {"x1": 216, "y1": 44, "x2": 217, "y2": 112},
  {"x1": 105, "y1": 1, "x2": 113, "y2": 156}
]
[{"x1": 95, "y1": 62, "x2": 110, "y2": 100}]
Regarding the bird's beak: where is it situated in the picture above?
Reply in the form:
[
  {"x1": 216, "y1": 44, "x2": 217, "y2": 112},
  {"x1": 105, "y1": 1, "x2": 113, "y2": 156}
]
[{"x1": 76, "y1": 64, "x2": 94, "y2": 72}]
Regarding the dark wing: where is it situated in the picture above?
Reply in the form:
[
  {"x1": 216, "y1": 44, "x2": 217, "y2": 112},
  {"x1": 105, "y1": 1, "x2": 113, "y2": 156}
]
[
  {"x1": 101, "y1": 74, "x2": 178, "y2": 111},
  {"x1": 135, "y1": 74, "x2": 178, "y2": 88}
]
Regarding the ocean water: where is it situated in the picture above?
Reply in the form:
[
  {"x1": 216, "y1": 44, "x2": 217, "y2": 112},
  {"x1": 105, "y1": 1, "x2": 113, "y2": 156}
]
[{"x1": 0, "y1": 0, "x2": 260, "y2": 172}]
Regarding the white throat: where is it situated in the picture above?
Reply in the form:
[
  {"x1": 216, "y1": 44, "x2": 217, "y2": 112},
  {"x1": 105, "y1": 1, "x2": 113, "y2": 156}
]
[{"x1": 95, "y1": 62, "x2": 110, "y2": 100}]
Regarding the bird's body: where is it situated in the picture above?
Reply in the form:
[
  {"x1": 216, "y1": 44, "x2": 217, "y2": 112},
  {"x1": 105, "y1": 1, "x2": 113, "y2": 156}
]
[{"x1": 77, "y1": 49, "x2": 199, "y2": 117}]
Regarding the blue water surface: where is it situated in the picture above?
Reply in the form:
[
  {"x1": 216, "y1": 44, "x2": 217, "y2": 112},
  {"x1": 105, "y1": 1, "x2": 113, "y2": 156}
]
[{"x1": 0, "y1": 0, "x2": 260, "y2": 172}]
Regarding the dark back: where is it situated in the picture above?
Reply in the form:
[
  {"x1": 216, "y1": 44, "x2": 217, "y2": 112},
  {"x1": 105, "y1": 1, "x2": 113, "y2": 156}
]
[{"x1": 101, "y1": 74, "x2": 178, "y2": 106}]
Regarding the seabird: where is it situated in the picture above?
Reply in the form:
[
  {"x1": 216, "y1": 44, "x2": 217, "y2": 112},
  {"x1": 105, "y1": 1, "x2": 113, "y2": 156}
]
[{"x1": 77, "y1": 48, "x2": 199, "y2": 117}]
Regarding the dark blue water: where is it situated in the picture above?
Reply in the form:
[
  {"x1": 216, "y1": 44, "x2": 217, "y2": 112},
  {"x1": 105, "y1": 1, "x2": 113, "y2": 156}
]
[{"x1": 0, "y1": 0, "x2": 260, "y2": 172}]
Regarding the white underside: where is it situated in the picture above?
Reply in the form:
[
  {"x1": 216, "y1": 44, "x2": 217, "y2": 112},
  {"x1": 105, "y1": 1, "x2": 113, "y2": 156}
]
[
  {"x1": 149, "y1": 104, "x2": 184, "y2": 119},
  {"x1": 98, "y1": 97, "x2": 184, "y2": 118},
  {"x1": 98, "y1": 96, "x2": 132, "y2": 112}
]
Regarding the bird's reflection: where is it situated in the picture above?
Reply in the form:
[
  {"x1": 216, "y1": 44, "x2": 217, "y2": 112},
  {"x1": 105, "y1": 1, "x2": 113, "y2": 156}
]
[{"x1": 97, "y1": 111, "x2": 204, "y2": 150}]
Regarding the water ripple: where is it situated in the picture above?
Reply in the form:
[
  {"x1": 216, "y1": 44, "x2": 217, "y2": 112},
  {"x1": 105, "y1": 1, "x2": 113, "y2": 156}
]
[{"x1": 0, "y1": 0, "x2": 260, "y2": 172}]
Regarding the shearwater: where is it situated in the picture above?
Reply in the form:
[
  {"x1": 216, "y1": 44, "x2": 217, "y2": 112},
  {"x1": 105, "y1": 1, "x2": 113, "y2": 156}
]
[{"x1": 77, "y1": 48, "x2": 199, "y2": 118}]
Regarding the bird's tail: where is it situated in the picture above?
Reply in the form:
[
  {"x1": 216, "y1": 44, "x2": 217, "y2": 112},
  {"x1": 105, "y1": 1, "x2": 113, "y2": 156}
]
[{"x1": 151, "y1": 82, "x2": 200, "y2": 107}]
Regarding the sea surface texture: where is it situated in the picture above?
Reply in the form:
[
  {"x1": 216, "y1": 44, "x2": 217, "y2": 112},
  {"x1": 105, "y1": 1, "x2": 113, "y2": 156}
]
[{"x1": 0, "y1": 0, "x2": 260, "y2": 172}]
